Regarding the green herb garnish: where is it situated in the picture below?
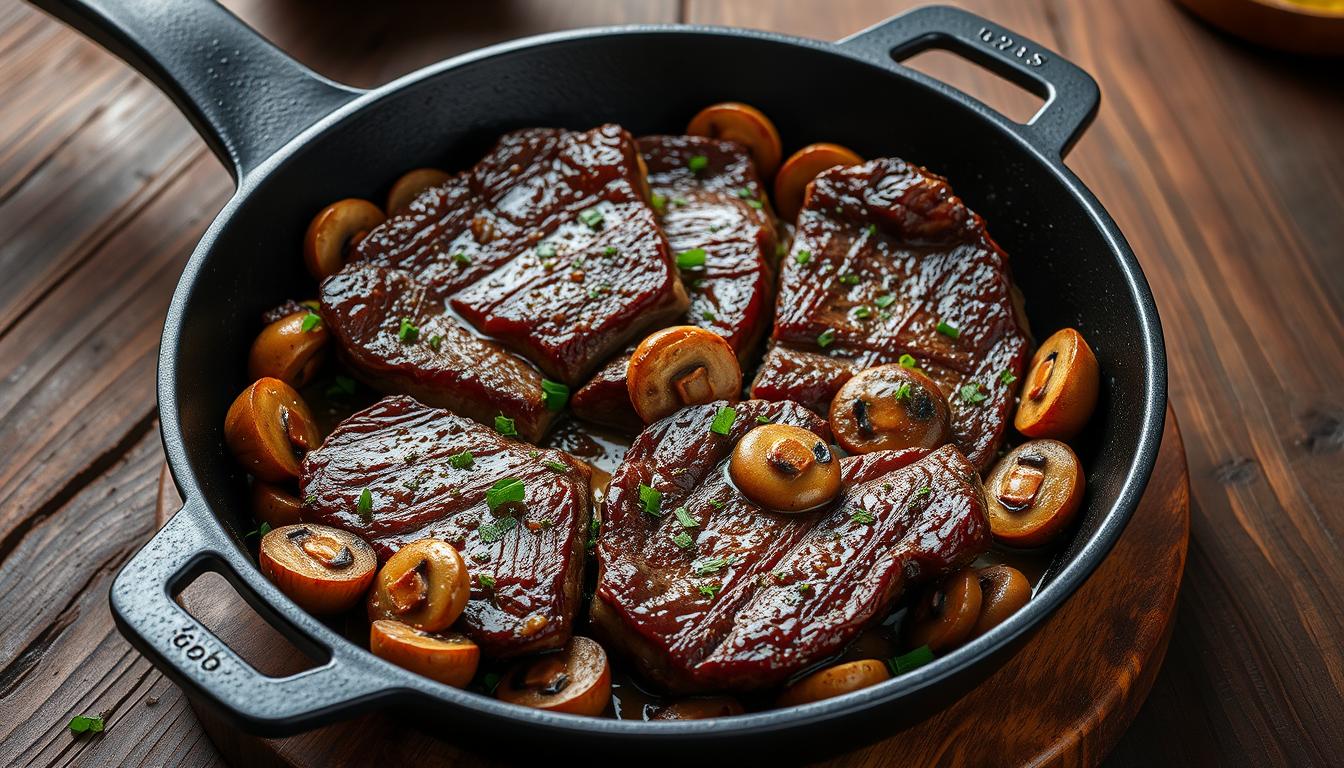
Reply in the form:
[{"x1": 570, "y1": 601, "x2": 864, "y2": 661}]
[
  {"x1": 853, "y1": 306, "x2": 872, "y2": 320},
  {"x1": 817, "y1": 328, "x2": 837, "y2": 348},
  {"x1": 452, "y1": 251, "x2": 471, "y2": 266},
  {"x1": 936, "y1": 320, "x2": 961, "y2": 339},
  {"x1": 701, "y1": 310, "x2": 717, "y2": 322},
  {"x1": 478, "y1": 515, "x2": 518, "y2": 543},
  {"x1": 865, "y1": 224, "x2": 878, "y2": 237},
  {"x1": 541, "y1": 379, "x2": 569, "y2": 411},
  {"x1": 710, "y1": 406, "x2": 738, "y2": 435},
  {"x1": 839, "y1": 273, "x2": 860, "y2": 286},
  {"x1": 485, "y1": 477, "x2": 525, "y2": 512},
  {"x1": 68, "y1": 715, "x2": 105, "y2": 735},
  {"x1": 999, "y1": 369, "x2": 1018, "y2": 385},
  {"x1": 544, "y1": 460, "x2": 568, "y2": 473},
  {"x1": 326, "y1": 375, "x2": 356, "y2": 398},
  {"x1": 246, "y1": 522, "x2": 272, "y2": 539},
  {"x1": 688, "y1": 155, "x2": 709, "y2": 173},
  {"x1": 674, "y1": 506, "x2": 699, "y2": 529},
  {"x1": 736, "y1": 187, "x2": 753, "y2": 199},
  {"x1": 604, "y1": 246, "x2": 618, "y2": 256},
  {"x1": 755, "y1": 415, "x2": 772, "y2": 424},
  {"x1": 676, "y1": 248, "x2": 707, "y2": 269},
  {"x1": 888, "y1": 645, "x2": 934, "y2": 675},
  {"x1": 357, "y1": 488, "x2": 373, "y2": 521},
  {"x1": 746, "y1": 199, "x2": 763, "y2": 210},
  {"x1": 397, "y1": 317, "x2": 420, "y2": 343},
  {"x1": 796, "y1": 582, "x2": 812, "y2": 593},
  {"x1": 672, "y1": 531, "x2": 694, "y2": 549},
  {"x1": 707, "y1": 499, "x2": 725, "y2": 510},
  {"x1": 479, "y1": 573, "x2": 496, "y2": 589},
  {"x1": 898, "y1": 353, "x2": 919, "y2": 369},
  {"x1": 851, "y1": 509, "x2": 876, "y2": 525},
  {"x1": 893, "y1": 382, "x2": 912, "y2": 402},
  {"x1": 958, "y1": 383, "x2": 988, "y2": 405},
  {"x1": 427, "y1": 334, "x2": 442, "y2": 351},
  {"x1": 494, "y1": 415, "x2": 518, "y2": 437},
  {"x1": 650, "y1": 192, "x2": 667, "y2": 214},
  {"x1": 578, "y1": 207, "x2": 604, "y2": 229},
  {"x1": 448, "y1": 450, "x2": 474, "y2": 470},
  {"x1": 300, "y1": 312, "x2": 322, "y2": 333},
  {"x1": 875, "y1": 294, "x2": 896, "y2": 308},
  {"x1": 693, "y1": 555, "x2": 739, "y2": 576},
  {"x1": 537, "y1": 243, "x2": 557, "y2": 259},
  {"x1": 639, "y1": 483, "x2": 663, "y2": 516},
  {"x1": 795, "y1": 250, "x2": 812, "y2": 266},
  {"x1": 698, "y1": 582, "x2": 722, "y2": 598}
]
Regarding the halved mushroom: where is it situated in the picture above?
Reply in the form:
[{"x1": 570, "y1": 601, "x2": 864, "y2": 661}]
[
  {"x1": 370, "y1": 619, "x2": 480, "y2": 688},
  {"x1": 729, "y1": 423, "x2": 841, "y2": 512},
  {"x1": 224, "y1": 377, "x2": 321, "y2": 482},
  {"x1": 985, "y1": 440, "x2": 1085, "y2": 547},
  {"x1": 259, "y1": 523, "x2": 376, "y2": 614},
  {"x1": 776, "y1": 659, "x2": 890, "y2": 707},
  {"x1": 971, "y1": 564, "x2": 1031, "y2": 637},
  {"x1": 773, "y1": 142, "x2": 864, "y2": 222},
  {"x1": 904, "y1": 567, "x2": 982, "y2": 653},
  {"x1": 686, "y1": 102, "x2": 783, "y2": 178},
  {"x1": 829, "y1": 364, "x2": 953, "y2": 455},
  {"x1": 627, "y1": 326, "x2": 742, "y2": 423},
  {"x1": 250, "y1": 481, "x2": 303, "y2": 528},
  {"x1": 303, "y1": 198, "x2": 385, "y2": 280},
  {"x1": 367, "y1": 538, "x2": 471, "y2": 633},
  {"x1": 247, "y1": 309, "x2": 328, "y2": 388},
  {"x1": 1013, "y1": 328, "x2": 1099, "y2": 440},
  {"x1": 496, "y1": 636, "x2": 612, "y2": 717},
  {"x1": 385, "y1": 168, "x2": 451, "y2": 216},
  {"x1": 652, "y1": 696, "x2": 745, "y2": 720}
]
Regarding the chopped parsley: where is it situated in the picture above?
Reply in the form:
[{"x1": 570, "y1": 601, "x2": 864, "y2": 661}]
[
  {"x1": 851, "y1": 509, "x2": 876, "y2": 525},
  {"x1": 673, "y1": 197, "x2": 689, "y2": 206},
  {"x1": 604, "y1": 246, "x2": 618, "y2": 256},
  {"x1": 865, "y1": 224, "x2": 878, "y2": 237},
  {"x1": 672, "y1": 531, "x2": 694, "y2": 550},
  {"x1": 755, "y1": 414, "x2": 772, "y2": 424},
  {"x1": 999, "y1": 369, "x2": 1018, "y2": 385},
  {"x1": 838, "y1": 273, "x2": 860, "y2": 286},
  {"x1": 698, "y1": 582, "x2": 722, "y2": 598},
  {"x1": 688, "y1": 154, "x2": 709, "y2": 173},
  {"x1": 746, "y1": 199, "x2": 764, "y2": 210},
  {"x1": 893, "y1": 382, "x2": 912, "y2": 402},
  {"x1": 959, "y1": 383, "x2": 988, "y2": 405},
  {"x1": 916, "y1": 485, "x2": 932, "y2": 497},
  {"x1": 494, "y1": 414, "x2": 518, "y2": 437},
  {"x1": 245, "y1": 522, "x2": 272, "y2": 539},
  {"x1": 452, "y1": 251, "x2": 471, "y2": 266},
  {"x1": 638, "y1": 483, "x2": 663, "y2": 516},
  {"x1": 852, "y1": 305, "x2": 872, "y2": 320},
  {"x1": 676, "y1": 248, "x2": 707, "y2": 269},
  {"x1": 303, "y1": 494, "x2": 316, "y2": 505},
  {"x1": 587, "y1": 514, "x2": 600, "y2": 549},
  {"x1": 300, "y1": 312, "x2": 322, "y2": 333},
  {"x1": 710, "y1": 406, "x2": 738, "y2": 435},
  {"x1": 888, "y1": 645, "x2": 935, "y2": 675},
  {"x1": 795, "y1": 250, "x2": 812, "y2": 266},
  {"x1": 544, "y1": 460, "x2": 568, "y2": 473},
  {"x1": 693, "y1": 555, "x2": 739, "y2": 576},
  {"x1": 875, "y1": 294, "x2": 896, "y2": 308},
  {"x1": 478, "y1": 573, "x2": 496, "y2": 589},
  {"x1": 796, "y1": 583, "x2": 812, "y2": 593},
  {"x1": 448, "y1": 450, "x2": 474, "y2": 470},
  {"x1": 650, "y1": 192, "x2": 667, "y2": 214},
  {"x1": 817, "y1": 328, "x2": 837, "y2": 348},
  {"x1": 67, "y1": 715, "x2": 104, "y2": 735},
  {"x1": 486, "y1": 477, "x2": 525, "y2": 512},
  {"x1": 578, "y1": 207, "x2": 604, "y2": 229},
  {"x1": 736, "y1": 187, "x2": 754, "y2": 199},
  {"x1": 537, "y1": 243, "x2": 557, "y2": 259},
  {"x1": 936, "y1": 320, "x2": 961, "y2": 339},
  {"x1": 326, "y1": 375, "x2": 356, "y2": 398},
  {"x1": 478, "y1": 515, "x2": 518, "y2": 543},
  {"x1": 397, "y1": 317, "x2": 420, "y2": 343},
  {"x1": 707, "y1": 499, "x2": 726, "y2": 510},
  {"x1": 674, "y1": 506, "x2": 699, "y2": 529},
  {"x1": 541, "y1": 379, "x2": 569, "y2": 411},
  {"x1": 701, "y1": 310, "x2": 717, "y2": 322},
  {"x1": 426, "y1": 334, "x2": 442, "y2": 351},
  {"x1": 898, "y1": 353, "x2": 919, "y2": 369},
  {"x1": 356, "y1": 488, "x2": 373, "y2": 521}
]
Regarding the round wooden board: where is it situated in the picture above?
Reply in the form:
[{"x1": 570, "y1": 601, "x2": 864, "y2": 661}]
[{"x1": 155, "y1": 408, "x2": 1188, "y2": 768}]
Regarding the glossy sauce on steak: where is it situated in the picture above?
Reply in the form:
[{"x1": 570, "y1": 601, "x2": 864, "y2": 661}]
[
  {"x1": 321, "y1": 125, "x2": 688, "y2": 442},
  {"x1": 750, "y1": 158, "x2": 1030, "y2": 468},
  {"x1": 570, "y1": 135, "x2": 776, "y2": 432},
  {"x1": 299, "y1": 395, "x2": 590, "y2": 657},
  {"x1": 591, "y1": 400, "x2": 991, "y2": 693}
]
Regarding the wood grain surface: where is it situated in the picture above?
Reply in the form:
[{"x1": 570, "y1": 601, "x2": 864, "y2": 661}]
[{"x1": 0, "y1": 0, "x2": 1340, "y2": 766}]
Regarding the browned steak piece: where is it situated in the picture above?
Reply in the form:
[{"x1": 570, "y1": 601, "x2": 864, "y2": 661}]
[
  {"x1": 299, "y1": 395, "x2": 590, "y2": 658},
  {"x1": 570, "y1": 135, "x2": 776, "y2": 432},
  {"x1": 749, "y1": 158, "x2": 1030, "y2": 469},
  {"x1": 321, "y1": 125, "x2": 688, "y2": 441},
  {"x1": 592, "y1": 400, "x2": 991, "y2": 693}
]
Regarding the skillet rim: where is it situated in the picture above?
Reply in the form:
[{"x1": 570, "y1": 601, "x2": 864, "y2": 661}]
[{"x1": 154, "y1": 22, "x2": 1167, "y2": 739}]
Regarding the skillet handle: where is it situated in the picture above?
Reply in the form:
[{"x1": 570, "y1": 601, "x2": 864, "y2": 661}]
[
  {"x1": 838, "y1": 5, "x2": 1100, "y2": 158},
  {"x1": 109, "y1": 499, "x2": 397, "y2": 735},
  {"x1": 29, "y1": 0, "x2": 363, "y2": 181}
]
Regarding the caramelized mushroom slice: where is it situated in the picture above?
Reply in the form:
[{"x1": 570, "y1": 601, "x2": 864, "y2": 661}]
[
  {"x1": 1014, "y1": 328, "x2": 1099, "y2": 440},
  {"x1": 385, "y1": 168, "x2": 451, "y2": 216},
  {"x1": 829, "y1": 364, "x2": 953, "y2": 455},
  {"x1": 686, "y1": 102, "x2": 783, "y2": 178},
  {"x1": 776, "y1": 659, "x2": 891, "y2": 707},
  {"x1": 367, "y1": 539, "x2": 471, "y2": 633},
  {"x1": 224, "y1": 377, "x2": 321, "y2": 482},
  {"x1": 652, "y1": 696, "x2": 745, "y2": 720},
  {"x1": 972, "y1": 565, "x2": 1031, "y2": 637},
  {"x1": 729, "y1": 423, "x2": 841, "y2": 512},
  {"x1": 905, "y1": 567, "x2": 982, "y2": 653},
  {"x1": 250, "y1": 481, "x2": 303, "y2": 528},
  {"x1": 259, "y1": 524, "x2": 376, "y2": 614},
  {"x1": 627, "y1": 326, "x2": 742, "y2": 423},
  {"x1": 370, "y1": 620, "x2": 480, "y2": 688},
  {"x1": 496, "y1": 637, "x2": 612, "y2": 717},
  {"x1": 773, "y1": 142, "x2": 864, "y2": 222},
  {"x1": 985, "y1": 440, "x2": 1085, "y2": 547},
  {"x1": 303, "y1": 198, "x2": 384, "y2": 280},
  {"x1": 247, "y1": 309, "x2": 328, "y2": 388}
]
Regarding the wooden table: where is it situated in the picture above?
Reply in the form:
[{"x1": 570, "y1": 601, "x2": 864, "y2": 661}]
[{"x1": 1, "y1": 1, "x2": 1339, "y2": 765}]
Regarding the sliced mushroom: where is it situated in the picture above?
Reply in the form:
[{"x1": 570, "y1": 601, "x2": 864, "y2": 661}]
[
  {"x1": 971, "y1": 565, "x2": 1031, "y2": 637},
  {"x1": 370, "y1": 619, "x2": 480, "y2": 688},
  {"x1": 829, "y1": 364, "x2": 952, "y2": 455},
  {"x1": 259, "y1": 523, "x2": 376, "y2": 614},
  {"x1": 651, "y1": 696, "x2": 745, "y2": 720},
  {"x1": 496, "y1": 636, "x2": 612, "y2": 717},
  {"x1": 773, "y1": 142, "x2": 864, "y2": 222},
  {"x1": 729, "y1": 423, "x2": 841, "y2": 512},
  {"x1": 985, "y1": 439, "x2": 1085, "y2": 547},
  {"x1": 303, "y1": 198, "x2": 384, "y2": 280},
  {"x1": 905, "y1": 567, "x2": 982, "y2": 653},
  {"x1": 776, "y1": 659, "x2": 890, "y2": 707},
  {"x1": 1013, "y1": 328, "x2": 1099, "y2": 440},
  {"x1": 250, "y1": 481, "x2": 303, "y2": 528},
  {"x1": 686, "y1": 102, "x2": 783, "y2": 178},
  {"x1": 385, "y1": 168, "x2": 451, "y2": 216},
  {"x1": 626, "y1": 326, "x2": 742, "y2": 423},
  {"x1": 224, "y1": 377, "x2": 321, "y2": 482},
  {"x1": 367, "y1": 539, "x2": 471, "y2": 633},
  {"x1": 247, "y1": 309, "x2": 328, "y2": 388}
]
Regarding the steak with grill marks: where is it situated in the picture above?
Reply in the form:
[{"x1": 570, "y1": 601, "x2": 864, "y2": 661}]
[
  {"x1": 749, "y1": 158, "x2": 1030, "y2": 469},
  {"x1": 591, "y1": 400, "x2": 991, "y2": 693},
  {"x1": 320, "y1": 125, "x2": 688, "y2": 442},
  {"x1": 299, "y1": 395, "x2": 590, "y2": 658}
]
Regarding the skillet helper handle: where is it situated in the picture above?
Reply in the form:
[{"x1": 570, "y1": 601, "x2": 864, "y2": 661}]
[
  {"x1": 839, "y1": 5, "x2": 1100, "y2": 158},
  {"x1": 109, "y1": 499, "x2": 394, "y2": 736},
  {"x1": 29, "y1": 0, "x2": 363, "y2": 181}
]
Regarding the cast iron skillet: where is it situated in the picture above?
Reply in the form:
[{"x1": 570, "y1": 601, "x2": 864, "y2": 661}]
[{"x1": 34, "y1": 0, "x2": 1166, "y2": 759}]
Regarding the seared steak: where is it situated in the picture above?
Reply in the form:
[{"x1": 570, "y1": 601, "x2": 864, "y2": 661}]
[
  {"x1": 299, "y1": 395, "x2": 590, "y2": 658},
  {"x1": 321, "y1": 125, "x2": 688, "y2": 441},
  {"x1": 749, "y1": 158, "x2": 1029, "y2": 468},
  {"x1": 592, "y1": 400, "x2": 991, "y2": 693},
  {"x1": 570, "y1": 135, "x2": 776, "y2": 432}
]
